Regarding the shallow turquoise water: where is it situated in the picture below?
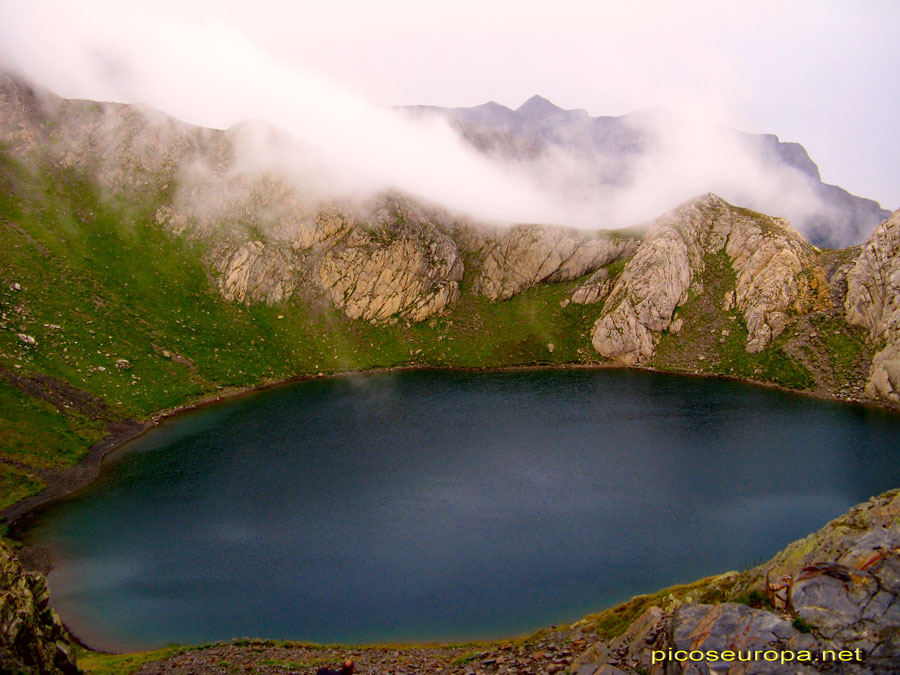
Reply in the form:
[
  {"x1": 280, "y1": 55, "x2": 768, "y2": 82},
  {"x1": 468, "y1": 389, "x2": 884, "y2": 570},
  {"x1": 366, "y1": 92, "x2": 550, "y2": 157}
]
[{"x1": 21, "y1": 369, "x2": 900, "y2": 650}]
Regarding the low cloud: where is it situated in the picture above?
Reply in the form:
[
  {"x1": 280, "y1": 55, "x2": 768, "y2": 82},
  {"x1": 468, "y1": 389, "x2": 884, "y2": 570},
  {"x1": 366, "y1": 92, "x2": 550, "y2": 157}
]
[{"x1": 0, "y1": 1, "x2": 877, "y2": 244}]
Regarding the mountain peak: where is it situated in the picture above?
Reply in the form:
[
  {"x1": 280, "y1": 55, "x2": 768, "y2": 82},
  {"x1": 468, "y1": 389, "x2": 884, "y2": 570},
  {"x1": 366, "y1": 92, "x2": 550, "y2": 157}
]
[{"x1": 515, "y1": 95, "x2": 563, "y2": 118}]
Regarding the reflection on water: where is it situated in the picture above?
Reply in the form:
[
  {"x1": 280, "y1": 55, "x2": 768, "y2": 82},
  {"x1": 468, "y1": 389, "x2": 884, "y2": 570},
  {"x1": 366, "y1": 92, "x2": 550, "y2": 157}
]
[{"x1": 22, "y1": 369, "x2": 900, "y2": 651}]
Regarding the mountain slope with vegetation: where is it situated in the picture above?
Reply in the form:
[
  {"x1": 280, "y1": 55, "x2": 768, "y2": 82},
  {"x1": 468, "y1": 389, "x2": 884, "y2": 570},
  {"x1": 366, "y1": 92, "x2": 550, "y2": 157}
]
[
  {"x1": 1, "y1": 69, "x2": 899, "y2": 517},
  {"x1": 1, "y1": 70, "x2": 900, "y2": 673}
]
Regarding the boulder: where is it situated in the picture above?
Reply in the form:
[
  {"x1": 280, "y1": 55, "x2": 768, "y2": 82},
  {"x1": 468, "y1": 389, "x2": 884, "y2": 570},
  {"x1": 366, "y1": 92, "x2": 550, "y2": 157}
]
[{"x1": 0, "y1": 542, "x2": 79, "y2": 675}]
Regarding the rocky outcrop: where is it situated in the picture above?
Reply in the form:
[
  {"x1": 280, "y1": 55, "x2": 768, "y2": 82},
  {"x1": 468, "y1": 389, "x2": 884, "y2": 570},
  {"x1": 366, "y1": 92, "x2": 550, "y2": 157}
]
[
  {"x1": 317, "y1": 201, "x2": 464, "y2": 322},
  {"x1": 865, "y1": 343, "x2": 900, "y2": 402},
  {"x1": 474, "y1": 226, "x2": 636, "y2": 301},
  {"x1": 201, "y1": 194, "x2": 466, "y2": 322},
  {"x1": 0, "y1": 72, "x2": 50, "y2": 155},
  {"x1": 1, "y1": 71, "x2": 643, "y2": 325},
  {"x1": 571, "y1": 268, "x2": 612, "y2": 305},
  {"x1": 0, "y1": 72, "x2": 228, "y2": 197},
  {"x1": 572, "y1": 489, "x2": 900, "y2": 674},
  {"x1": 211, "y1": 241, "x2": 299, "y2": 305},
  {"x1": 591, "y1": 194, "x2": 816, "y2": 364},
  {"x1": 0, "y1": 542, "x2": 79, "y2": 675},
  {"x1": 845, "y1": 210, "x2": 900, "y2": 401}
]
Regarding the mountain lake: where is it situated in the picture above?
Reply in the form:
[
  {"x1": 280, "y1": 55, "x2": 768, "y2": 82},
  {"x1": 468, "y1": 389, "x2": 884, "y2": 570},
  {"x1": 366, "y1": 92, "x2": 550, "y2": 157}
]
[{"x1": 17, "y1": 369, "x2": 900, "y2": 651}]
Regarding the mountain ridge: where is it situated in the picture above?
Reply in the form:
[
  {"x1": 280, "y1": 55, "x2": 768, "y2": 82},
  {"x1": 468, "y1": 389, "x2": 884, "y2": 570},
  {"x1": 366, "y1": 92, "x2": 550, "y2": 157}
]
[{"x1": 399, "y1": 96, "x2": 890, "y2": 247}]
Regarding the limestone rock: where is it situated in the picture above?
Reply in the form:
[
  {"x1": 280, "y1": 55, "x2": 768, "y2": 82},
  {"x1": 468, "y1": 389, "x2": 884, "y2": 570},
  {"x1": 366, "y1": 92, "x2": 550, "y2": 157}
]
[
  {"x1": 845, "y1": 210, "x2": 900, "y2": 343},
  {"x1": 760, "y1": 489, "x2": 900, "y2": 582},
  {"x1": 0, "y1": 542, "x2": 79, "y2": 675},
  {"x1": 865, "y1": 342, "x2": 900, "y2": 401},
  {"x1": 316, "y1": 199, "x2": 464, "y2": 323},
  {"x1": 591, "y1": 193, "x2": 814, "y2": 364},
  {"x1": 571, "y1": 268, "x2": 612, "y2": 305},
  {"x1": 210, "y1": 241, "x2": 298, "y2": 305},
  {"x1": 672, "y1": 603, "x2": 818, "y2": 674},
  {"x1": 198, "y1": 192, "x2": 467, "y2": 322},
  {"x1": 0, "y1": 72, "x2": 51, "y2": 156},
  {"x1": 725, "y1": 211, "x2": 815, "y2": 353},
  {"x1": 474, "y1": 225, "x2": 636, "y2": 301},
  {"x1": 845, "y1": 209, "x2": 900, "y2": 401}
]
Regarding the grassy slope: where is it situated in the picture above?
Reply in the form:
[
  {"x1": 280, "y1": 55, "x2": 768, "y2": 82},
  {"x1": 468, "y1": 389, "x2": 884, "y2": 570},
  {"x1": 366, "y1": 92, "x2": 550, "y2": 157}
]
[
  {"x1": 0, "y1": 150, "x2": 607, "y2": 510},
  {"x1": 0, "y1": 147, "x2": 884, "y2": 515},
  {"x1": 650, "y1": 248, "x2": 871, "y2": 391},
  {"x1": 0, "y1": 148, "x2": 895, "y2": 674}
]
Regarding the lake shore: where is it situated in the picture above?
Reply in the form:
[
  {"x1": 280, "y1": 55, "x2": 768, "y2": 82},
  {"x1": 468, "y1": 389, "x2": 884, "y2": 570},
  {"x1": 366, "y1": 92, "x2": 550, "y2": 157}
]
[
  {"x1": 4, "y1": 364, "x2": 900, "y2": 664},
  {"x1": 4, "y1": 359, "x2": 898, "y2": 533}
]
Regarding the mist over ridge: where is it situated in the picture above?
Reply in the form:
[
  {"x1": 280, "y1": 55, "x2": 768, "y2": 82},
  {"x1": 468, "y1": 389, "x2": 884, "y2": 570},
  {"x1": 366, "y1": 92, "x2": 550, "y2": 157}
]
[
  {"x1": 0, "y1": 3, "x2": 891, "y2": 247},
  {"x1": 399, "y1": 96, "x2": 891, "y2": 247}
]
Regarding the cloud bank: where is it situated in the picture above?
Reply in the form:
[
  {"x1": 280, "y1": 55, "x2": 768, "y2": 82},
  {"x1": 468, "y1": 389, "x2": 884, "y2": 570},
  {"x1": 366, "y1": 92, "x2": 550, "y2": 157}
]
[{"x1": 0, "y1": 1, "x2": 887, "y2": 244}]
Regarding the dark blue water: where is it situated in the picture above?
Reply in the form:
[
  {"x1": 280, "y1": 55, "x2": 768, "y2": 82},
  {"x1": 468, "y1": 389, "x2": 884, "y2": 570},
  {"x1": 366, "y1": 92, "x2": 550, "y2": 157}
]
[{"x1": 22, "y1": 369, "x2": 900, "y2": 651}]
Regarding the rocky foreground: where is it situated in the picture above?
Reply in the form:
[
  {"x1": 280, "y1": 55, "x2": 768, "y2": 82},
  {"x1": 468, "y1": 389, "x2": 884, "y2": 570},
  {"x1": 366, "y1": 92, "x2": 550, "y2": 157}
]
[
  {"x1": 0, "y1": 542, "x2": 78, "y2": 674},
  {"x1": 4, "y1": 490, "x2": 898, "y2": 674}
]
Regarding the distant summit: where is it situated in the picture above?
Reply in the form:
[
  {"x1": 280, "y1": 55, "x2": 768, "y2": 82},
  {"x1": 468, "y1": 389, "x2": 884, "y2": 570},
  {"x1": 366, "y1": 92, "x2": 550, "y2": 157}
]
[
  {"x1": 516, "y1": 94, "x2": 562, "y2": 118},
  {"x1": 398, "y1": 96, "x2": 890, "y2": 247}
]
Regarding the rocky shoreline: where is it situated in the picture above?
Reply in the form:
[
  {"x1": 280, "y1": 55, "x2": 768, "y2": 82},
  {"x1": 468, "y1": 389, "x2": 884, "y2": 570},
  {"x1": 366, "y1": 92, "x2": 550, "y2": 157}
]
[
  {"x1": 15, "y1": 489, "x2": 886, "y2": 675},
  {"x1": 119, "y1": 629, "x2": 592, "y2": 675}
]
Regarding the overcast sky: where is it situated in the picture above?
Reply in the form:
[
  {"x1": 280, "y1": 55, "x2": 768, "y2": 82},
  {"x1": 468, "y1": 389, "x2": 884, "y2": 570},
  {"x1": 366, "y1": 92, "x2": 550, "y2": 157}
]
[{"x1": 1, "y1": 0, "x2": 898, "y2": 209}]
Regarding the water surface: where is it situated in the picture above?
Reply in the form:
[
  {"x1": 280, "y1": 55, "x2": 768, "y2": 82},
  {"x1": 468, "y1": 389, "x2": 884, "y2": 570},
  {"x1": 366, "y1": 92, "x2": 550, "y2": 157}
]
[{"x1": 22, "y1": 369, "x2": 900, "y2": 650}]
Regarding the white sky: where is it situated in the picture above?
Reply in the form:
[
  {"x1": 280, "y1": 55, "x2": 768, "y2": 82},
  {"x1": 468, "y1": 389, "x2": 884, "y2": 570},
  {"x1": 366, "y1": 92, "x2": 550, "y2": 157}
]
[{"x1": 1, "y1": 0, "x2": 898, "y2": 210}]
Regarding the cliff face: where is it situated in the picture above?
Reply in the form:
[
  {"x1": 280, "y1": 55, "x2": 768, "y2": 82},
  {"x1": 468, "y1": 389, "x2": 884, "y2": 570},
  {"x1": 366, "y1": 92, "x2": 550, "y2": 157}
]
[
  {"x1": 472, "y1": 225, "x2": 637, "y2": 301},
  {"x1": 0, "y1": 543, "x2": 79, "y2": 675},
  {"x1": 2, "y1": 70, "x2": 900, "y2": 410},
  {"x1": 4, "y1": 72, "x2": 900, "y2": 674},
  {"x1": 845, "y1": 210, "x2": 900, "y2": 401},
  {"x1": 591, "y1": 194, "x2": 819, "y2": 365},
  {"x1": 0, "y1": 73, "x2": 639, "y2": 326}
]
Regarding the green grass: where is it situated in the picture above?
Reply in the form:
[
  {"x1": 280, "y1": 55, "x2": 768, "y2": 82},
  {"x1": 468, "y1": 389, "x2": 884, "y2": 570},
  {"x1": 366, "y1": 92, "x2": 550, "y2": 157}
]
[
  {"x1": 0, "y1": 147, "x2": 614, "y2": 512},
  {"x1": 77, "y1": 646, "x2": 195, "y2": 675},
  {"x1": 792, "y1": 617, "x2": 813, "y2": 633},
  {"x1": 0, "y1": 378, "x2": 106, "y2": 468},
  {"x1": 809, "y1": 313, "x2": 868, "y2": 378},
  {"x1": 603, "y1": 257, "x2": 628, "y2": 281},
  {"x1": 0, "y1": 464, "x2": 45, "y2": 511},
  {"x1": 714, "y1": 322, "x2": 814, "y2": 390},
  {"x1": 733, "y1": 589, "x2": 773, "y2": 611},
  {"x1": 651, "y1": 250, "x2": 814, "y2": 390},
  {"x1": 0, "y1": 144, "x2": 878, "y2": 522}
]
